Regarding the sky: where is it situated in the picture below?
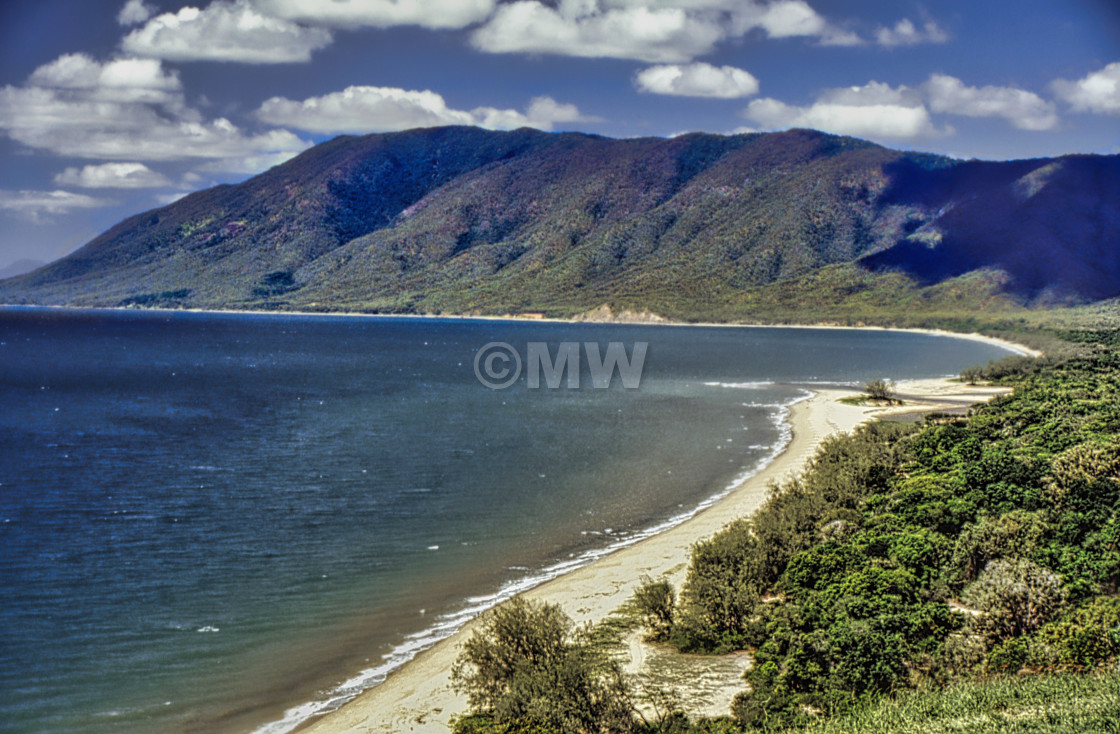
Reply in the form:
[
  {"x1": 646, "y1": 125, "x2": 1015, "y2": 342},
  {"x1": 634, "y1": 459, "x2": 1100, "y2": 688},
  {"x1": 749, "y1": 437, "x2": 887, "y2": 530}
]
[{"x1": 0, "y1": 0, "x2": 1117, "y2": 270}]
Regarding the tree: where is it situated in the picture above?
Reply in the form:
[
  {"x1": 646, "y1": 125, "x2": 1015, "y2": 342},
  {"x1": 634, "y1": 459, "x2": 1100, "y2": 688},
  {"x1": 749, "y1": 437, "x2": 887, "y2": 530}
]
[
  {"x1": 451, "y1": 597, "x2": 635, "y2": 733},
  {"x1": 864, "y1": 378, "x2": 895, "y2": 402},
  {"x1": 960, "y1": 364, "x2": 984, "y2": 385}
]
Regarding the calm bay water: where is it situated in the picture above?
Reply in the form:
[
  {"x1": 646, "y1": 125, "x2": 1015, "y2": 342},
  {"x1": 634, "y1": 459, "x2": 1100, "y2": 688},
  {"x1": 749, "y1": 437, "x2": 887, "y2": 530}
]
[{"x1": 0, "y1": 308, "x2": 1015, "y2": 733}]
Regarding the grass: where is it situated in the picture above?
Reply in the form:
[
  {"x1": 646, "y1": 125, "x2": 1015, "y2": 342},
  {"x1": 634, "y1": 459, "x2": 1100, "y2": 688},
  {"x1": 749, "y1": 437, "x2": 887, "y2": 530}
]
[{"x1": 804, "y1": 672, "x2": 1120, "y2": 734}]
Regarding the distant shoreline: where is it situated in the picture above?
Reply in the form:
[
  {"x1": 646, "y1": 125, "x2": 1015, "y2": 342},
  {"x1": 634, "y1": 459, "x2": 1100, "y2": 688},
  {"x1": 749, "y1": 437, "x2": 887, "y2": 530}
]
[{"x1": 0, "y1": 302, "x2": 1043, "y2": 359}]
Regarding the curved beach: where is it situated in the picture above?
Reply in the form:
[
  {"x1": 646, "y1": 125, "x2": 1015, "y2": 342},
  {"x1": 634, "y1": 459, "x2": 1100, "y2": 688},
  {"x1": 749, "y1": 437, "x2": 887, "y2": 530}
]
[{"x1": 293, "y1": 377, "x2": 1012, "y2": 734}]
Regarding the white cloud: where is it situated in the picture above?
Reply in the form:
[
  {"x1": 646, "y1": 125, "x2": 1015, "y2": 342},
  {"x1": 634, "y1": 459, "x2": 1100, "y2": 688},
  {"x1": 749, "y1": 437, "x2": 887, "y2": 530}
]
[
  {"x1": 875, "y1": 18, "x2": 948, "y2": 46},
  {"x1": 925, "y1": 74, "x2": 1058, "y2": 131},
  {"x1": 635, "y1": 62, "x2": 759, "y2": 98},
  {"x1": 0, "y1": 85, "x2": 310, "y2": 161},
  {"x1": 198, "y1": 150, "x2": 310, "y2": 174},
  {"x1": 256, "y1": 86, "x2": 594, "y2": 133},
  {"x1": 122, "y1": 0, "x2": 333, "y2": 64},
  {"x1": 118, "y1": 0, "x2": 155, "y2": 26},
  {"x1": 732, "y1": 0, "x2": 825, "y2": 37},
  {"x1": 0, "y1": 190, "x2": 109, "y2": 222},
  {"x1": 471, "y1": 0, "x2": 844, "y2": 63},
  {"x1": 54, "y1": 162, "x2": 173, "y2": 188},
  {"x1": 471, "y1": 1, "x2": 722, "y2": 63},
  {"x1": 743, "y1": 81, "x2": 945, "y2": 140},
  {"x1": 28, "y1": 53, "x2": 181, "y2": 104},
  {"x1": 0, "y1": 54, "x2": 312, "y2": 166},
  {"x1": 254, "y1": 0, "x2": 496, "y2": 30},
  {"x1": 1052, "y1": 61, "x2": 1120, "y2": 115},
  {"x1": 258, "y1": 87, "x2": 473, "y2": 132},
  {"x1": 473, "y1": 96, "x2": 592, "y2": 129}
]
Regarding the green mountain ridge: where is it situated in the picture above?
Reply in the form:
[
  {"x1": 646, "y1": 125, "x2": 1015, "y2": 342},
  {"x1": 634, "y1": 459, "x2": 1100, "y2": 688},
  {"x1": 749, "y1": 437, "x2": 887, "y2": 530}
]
[{"x1": 2, "y1": 126, "x2": 1118, "y2": 321}]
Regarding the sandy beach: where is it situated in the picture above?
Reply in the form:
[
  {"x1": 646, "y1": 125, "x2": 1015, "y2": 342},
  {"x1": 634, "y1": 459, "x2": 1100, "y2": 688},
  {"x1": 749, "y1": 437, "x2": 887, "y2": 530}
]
[{"x1": 294, "y1": 376, "x2": 1013, "y2": 734}]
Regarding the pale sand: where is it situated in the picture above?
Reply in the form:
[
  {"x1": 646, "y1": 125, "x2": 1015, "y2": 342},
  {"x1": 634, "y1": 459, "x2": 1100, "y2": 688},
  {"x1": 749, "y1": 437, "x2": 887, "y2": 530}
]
[{"x1": 297, "y1": 377, "x2": 1012, "y2": 734}]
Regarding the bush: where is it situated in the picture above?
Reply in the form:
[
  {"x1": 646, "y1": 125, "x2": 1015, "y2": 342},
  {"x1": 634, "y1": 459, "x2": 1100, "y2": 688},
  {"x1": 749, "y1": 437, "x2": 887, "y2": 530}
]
[
  {"x1": 676, "y1": 519, "x2": 761, "y2": 651},
  {"x1": 986, "y1": 637, "x2": 1031, "y2": 674},
  {"x1": 938, "y1": 630, "x2": 987, "y2": 676},
  {"x1": 962, "y1": 558, "x2": 1065, "y2": 643},
  {"x1": 451, "y1": 597, "x2": 635, "y2": 733},
  {"x1": 1036, "y1": 596, "x2": 1120, "y2": 669},
  {"x1": 950, "y1": 511, "x2": 1048, "y2": 584},
  {"x1": 632, "y1": 577, "x2": 675, "y2": 641}
]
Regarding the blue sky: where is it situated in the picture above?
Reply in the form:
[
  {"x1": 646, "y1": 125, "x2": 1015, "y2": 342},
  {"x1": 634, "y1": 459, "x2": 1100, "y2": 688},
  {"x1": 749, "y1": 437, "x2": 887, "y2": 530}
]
[{"x1": 1, "y1": 0, "x2": 1117, "y2": 270}]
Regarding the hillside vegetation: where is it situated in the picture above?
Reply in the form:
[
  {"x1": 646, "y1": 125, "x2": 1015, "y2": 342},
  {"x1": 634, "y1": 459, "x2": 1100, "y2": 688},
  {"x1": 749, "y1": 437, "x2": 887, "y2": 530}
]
[
  {"x1": 451, "y1": 336, "x2": 1120, "y2": 733},
  {"x1": 1, "y1": 126, "x2": 1118, "y2": 328}
]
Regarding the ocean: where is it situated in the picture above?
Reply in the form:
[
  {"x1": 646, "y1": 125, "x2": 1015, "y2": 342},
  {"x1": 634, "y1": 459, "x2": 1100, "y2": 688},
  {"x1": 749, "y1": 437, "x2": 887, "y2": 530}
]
[{"x1": 0, "y1": 307, "x2": 1015, "y2": 733}]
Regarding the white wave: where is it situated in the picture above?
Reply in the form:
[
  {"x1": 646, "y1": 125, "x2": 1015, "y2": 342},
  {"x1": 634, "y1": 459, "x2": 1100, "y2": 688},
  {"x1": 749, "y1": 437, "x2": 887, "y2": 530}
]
[{"x1": 788, "y1": 379, "x2": 863, "y2": 387}]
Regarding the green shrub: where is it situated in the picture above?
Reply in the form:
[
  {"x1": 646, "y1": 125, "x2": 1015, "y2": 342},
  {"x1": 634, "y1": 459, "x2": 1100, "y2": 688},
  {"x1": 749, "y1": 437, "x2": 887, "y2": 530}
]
[
  {"x1": 1036, "y1": 596, "x2": 1120, "y2": 669},
  {"x1": 949, "y1": 511, "x2": 1048, "y2": 584},
  {"x1": 962, "y1": 558, "x2": 1065, "y2": 642},
  {"x1": 632, "y1": 577, "x2": 675, "y2": 642},
  {"x1": 451, "y1": 598, "x2": 635, "y2": 733}
]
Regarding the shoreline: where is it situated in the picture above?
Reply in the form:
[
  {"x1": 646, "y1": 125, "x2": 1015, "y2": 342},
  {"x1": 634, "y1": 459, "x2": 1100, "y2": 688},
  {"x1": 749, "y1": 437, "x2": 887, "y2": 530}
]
[
  {"x1": 0, "y1": 304, "x2": 1032, "y2": 732},
  {"x1": 0, "y1": 302, "x2": 1043, "y2": 358},
  {"x1": 286, "y1": 377, "x2": 1014, "y2": 734}
]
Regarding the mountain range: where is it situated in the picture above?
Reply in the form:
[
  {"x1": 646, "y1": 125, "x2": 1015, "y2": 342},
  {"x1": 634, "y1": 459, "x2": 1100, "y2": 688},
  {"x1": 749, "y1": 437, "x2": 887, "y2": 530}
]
[{"x1": 1, "y1": 126, "x2": 1117, "y2": 323}]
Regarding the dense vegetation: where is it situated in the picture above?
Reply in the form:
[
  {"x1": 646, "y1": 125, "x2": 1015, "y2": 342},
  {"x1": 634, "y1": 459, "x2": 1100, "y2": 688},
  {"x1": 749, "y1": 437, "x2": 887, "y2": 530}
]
[
  {"x1": 2, "y1": 127, "x2": 1118, "y2": 324},
  {"x1": 453, "y1": 339, "x2": 1120, "y2": 732}
]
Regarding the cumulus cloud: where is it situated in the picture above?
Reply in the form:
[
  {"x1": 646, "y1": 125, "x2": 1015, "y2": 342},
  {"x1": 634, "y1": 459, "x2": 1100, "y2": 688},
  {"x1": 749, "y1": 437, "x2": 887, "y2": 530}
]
[
  {"x1": 471, "y1": 0, "x2": 846, "y2": 63},
  {"x1": 875, "y1": 18, "x2": 948, "y2": 46},
  {"x1": 256, "y1": 85, "x2": 594, "y2": 133},
  {"x1": 0, "y1": 190, "x2": 109, "y2": 222},
  {"x1": 635, "y1": 62, "x2": 759, "y2": 98},
  {"x1": 729, "y1": 0, "x2": 825, "y2": 38},
  {"x1": 743, "y1": 81, "x2": 945, "y2": 140},
  {"x1": 471, "y1": 1, "x2": 722, "y2": 63},
  {"x1": 925, "y1": 74, "x2": 1057, "y2": 130},
  {"x1": 0, "y1": 54, "x2": 312, "y2": 165},
  {"x1": 118, "y1": 0, "x2": 155, "y2": 25},
  {"x1": 122, "y1": 0, "x2": 333, "y2": 64},
  {"x1": 1052, "y1": 61, "x2": 1120, "y2": 115},
  {"x1": 255, "y1": 0, "x2": 496, "y2": 30},
  {"x1": 28, "y1": 53, "x2": 181, "y2": 105},
  {"x1": 54, "y1": 162, "x2": 173, "y2": 189}
]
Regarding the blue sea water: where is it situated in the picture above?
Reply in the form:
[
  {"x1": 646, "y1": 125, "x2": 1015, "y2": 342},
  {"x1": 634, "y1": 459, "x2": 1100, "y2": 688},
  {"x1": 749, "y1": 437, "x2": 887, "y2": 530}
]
[{"x1": 0, "y1": 308, "x2": 1016, "y2": 733}]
